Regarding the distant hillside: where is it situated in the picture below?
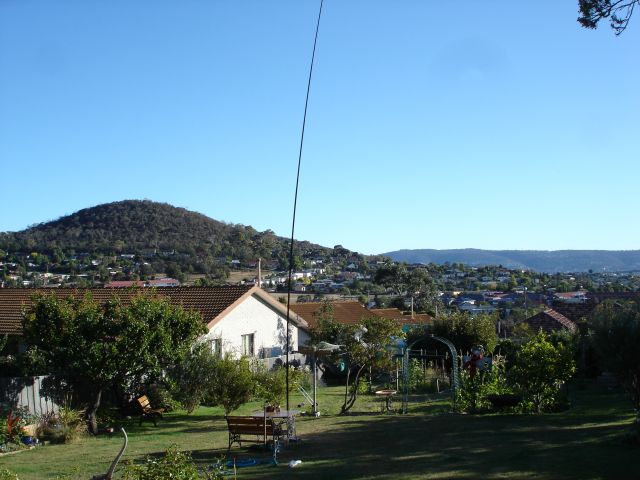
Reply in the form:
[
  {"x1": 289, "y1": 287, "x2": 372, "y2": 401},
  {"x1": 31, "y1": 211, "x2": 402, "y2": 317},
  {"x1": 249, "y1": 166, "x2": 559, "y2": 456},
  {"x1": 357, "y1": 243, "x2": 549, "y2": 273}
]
[
  {"x1": 383, "y1": 248, "x2": 640, "y2": 273},
  {"x1": 0, "y1": 200, "x2": 329, "y2": 263}
]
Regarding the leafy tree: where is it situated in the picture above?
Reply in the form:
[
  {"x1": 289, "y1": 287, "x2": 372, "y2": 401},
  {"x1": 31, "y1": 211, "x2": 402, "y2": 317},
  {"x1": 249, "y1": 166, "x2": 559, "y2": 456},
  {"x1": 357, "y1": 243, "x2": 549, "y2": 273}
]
[
  {"x1": 509, "y1": 332, "x2": 576, "y2": 413},
  {"x1": 578, "y1": 0, "x2": 638, "y2": 34},
  {"x1": 374, "y1": 263, "x2": 408, "y2": 296},
  {"x1": 338, "y1": 316, "x2": 403, "y2": 414},
  {"x1": 308, "y1": 305, "x2": 403, "y2": 413},
  {"x1": 432, "y1": 311, "x2": 499, "y2": 354},
  {"x1": 590, "y1": 300, "x2": 640, "y2": 420},
  {"x1": 22, "y1": 292, "x2": 206, "y2": 433}
]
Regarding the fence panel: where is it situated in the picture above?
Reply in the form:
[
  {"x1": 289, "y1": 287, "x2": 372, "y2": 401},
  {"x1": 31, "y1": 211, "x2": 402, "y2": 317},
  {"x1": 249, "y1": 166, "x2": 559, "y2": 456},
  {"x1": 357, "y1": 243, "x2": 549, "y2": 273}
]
[{"x1": 0, "y1": 375, "x2": 60, "y2": 416}]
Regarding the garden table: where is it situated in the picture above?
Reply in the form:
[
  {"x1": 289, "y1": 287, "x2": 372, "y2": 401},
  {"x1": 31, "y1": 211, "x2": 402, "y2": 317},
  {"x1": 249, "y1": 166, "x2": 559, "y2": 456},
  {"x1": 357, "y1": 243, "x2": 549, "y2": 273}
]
[{"x1": 250, "y1": 409, "x2": 300, "y2": 442}]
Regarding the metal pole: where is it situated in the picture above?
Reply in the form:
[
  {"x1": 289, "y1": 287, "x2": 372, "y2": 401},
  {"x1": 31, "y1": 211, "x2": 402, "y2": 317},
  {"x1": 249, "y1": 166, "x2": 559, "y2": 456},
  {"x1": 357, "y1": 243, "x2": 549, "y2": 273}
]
[{"x1": 312, "y1": 349, "x2": 318, "y2": 416}]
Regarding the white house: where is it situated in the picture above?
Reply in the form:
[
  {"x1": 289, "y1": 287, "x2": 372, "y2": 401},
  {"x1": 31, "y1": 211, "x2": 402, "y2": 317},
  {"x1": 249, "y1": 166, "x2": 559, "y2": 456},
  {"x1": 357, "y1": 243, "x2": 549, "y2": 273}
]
[{"x1": 0, "y1": 286, "x2": 309, "y2": 361}]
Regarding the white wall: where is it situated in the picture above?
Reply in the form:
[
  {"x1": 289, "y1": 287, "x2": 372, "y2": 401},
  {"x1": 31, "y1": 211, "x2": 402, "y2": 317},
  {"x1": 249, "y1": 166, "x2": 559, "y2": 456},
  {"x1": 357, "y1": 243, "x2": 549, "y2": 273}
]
[{"x1": 204, "y1": 293, "x2": 301, "y2": 358}]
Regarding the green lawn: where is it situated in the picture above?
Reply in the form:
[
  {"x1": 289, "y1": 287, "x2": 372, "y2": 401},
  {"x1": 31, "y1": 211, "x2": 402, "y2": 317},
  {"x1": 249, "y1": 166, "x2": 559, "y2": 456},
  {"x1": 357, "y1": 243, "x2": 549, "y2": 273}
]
[{"x1": 2, "y1": 382, "x2": 639, "y2": 479}]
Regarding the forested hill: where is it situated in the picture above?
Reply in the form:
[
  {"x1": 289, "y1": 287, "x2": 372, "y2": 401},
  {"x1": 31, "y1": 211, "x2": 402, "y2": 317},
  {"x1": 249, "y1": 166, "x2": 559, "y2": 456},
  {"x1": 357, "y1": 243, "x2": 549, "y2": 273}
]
[
  {"x1": 0, "y1": 200, "x2": 329, "y2": 262},
  {"x1": 383, "y1": 248, "x2": 640, "y2": 273}
]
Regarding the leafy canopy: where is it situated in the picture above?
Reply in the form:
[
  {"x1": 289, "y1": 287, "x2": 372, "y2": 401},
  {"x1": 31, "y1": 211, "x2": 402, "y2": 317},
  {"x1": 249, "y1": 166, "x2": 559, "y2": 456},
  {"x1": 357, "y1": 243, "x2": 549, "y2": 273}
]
[
  {"x1": 22, "y1": 291, "x2": 206, "y2": 431},
  {"x1": 590, "y1": 300, "x2": 640, "y2": 413},
  {"x1": 509, "y1": 332, "x2": 576, "y2": 413},
  {"x1": 578, "y1": 0, "x2": 638, "y2": 34}
]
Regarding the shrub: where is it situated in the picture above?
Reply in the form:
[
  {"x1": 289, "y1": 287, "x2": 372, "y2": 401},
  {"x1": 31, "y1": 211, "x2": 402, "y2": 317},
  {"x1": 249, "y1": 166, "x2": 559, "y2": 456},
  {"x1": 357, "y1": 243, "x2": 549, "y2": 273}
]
[
  {"x1": 509, "y1": 332, "x2": 576, "y2": 413},
  {"x1": 590, "y1": 300, "x2": 640, "y2": 422},
  {"x1": 208, "y1": 355, "x2": 255, "y2": 414},
  {"x1": 456, "y1": 358, "x2": 514, "y2": 413},
  {"x1": 169, "y1": 341, "x2": 220, "y2": 413},
  {"x1": 37, "y1": 405, "x2": 87, "y2": 444},
  {"x1": 0, "y1": 468, "x2": 19, "y2": 480},
  {"x1": 122, "y1": 445, "x2": 224, "y2": 480},
  {"x1": 253, "y1": 364, "x2": 287, "y2": 407},
  {"x1": 253, "y1": 364, "x2": 311, "y2": 407}
]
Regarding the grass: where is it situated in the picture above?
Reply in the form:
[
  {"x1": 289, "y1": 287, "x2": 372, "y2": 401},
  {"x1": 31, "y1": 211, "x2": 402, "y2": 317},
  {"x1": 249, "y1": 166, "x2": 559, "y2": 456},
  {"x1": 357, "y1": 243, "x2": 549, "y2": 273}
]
[{"x1": 1, "y1": 381, "x2": 639, "y2": 479}]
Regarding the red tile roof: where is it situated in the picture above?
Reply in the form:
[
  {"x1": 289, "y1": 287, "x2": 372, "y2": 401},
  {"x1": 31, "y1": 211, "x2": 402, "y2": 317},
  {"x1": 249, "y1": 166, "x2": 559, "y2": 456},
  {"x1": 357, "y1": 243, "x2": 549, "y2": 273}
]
[
  {"x1": 525, "y1": 308, "x2": 578, "y2": 334},
  {"x1": 0, "y1": 285, "x2": 290, "y2": 335},
  {"x1": 288, "y1": 301, "x2": 432, "y2": 329},
  {"x1": 369, "y1": 308, "x2": 433, "y2": 326},
  {"x1": 289, "y1": 301, "x2": 371, "y2": 329}
]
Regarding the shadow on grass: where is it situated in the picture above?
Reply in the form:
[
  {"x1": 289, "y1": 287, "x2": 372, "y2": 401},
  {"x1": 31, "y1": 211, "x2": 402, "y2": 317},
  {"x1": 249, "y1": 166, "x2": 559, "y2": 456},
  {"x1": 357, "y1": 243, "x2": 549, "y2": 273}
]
[
  {"x1": 208, "y1": 386, "x2": 640, "y2": 480},
  {"x1": 114, "y1": 385, "x2": 640, "y2": 480}
]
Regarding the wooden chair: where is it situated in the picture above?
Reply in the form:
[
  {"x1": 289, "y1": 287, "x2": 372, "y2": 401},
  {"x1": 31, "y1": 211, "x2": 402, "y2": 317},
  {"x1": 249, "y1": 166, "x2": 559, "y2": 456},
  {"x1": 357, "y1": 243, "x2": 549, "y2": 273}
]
[{"x1": 137, "y1": 395, "x2": 165, "y2": 426}]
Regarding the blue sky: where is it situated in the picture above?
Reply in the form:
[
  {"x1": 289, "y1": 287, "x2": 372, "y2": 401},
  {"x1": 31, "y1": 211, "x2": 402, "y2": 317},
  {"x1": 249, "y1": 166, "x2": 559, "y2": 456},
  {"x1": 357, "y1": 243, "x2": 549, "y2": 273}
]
[{"x1": 1, "y1": 1, "x2": 638, "y2": 255}]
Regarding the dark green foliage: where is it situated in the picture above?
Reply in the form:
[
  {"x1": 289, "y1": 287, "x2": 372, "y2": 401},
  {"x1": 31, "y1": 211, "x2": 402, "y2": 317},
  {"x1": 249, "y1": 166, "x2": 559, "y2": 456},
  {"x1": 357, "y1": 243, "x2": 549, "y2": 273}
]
[
  {"x1": 432, "y1": 311, "x2": 498, "y2": 354},
  {"x1": 0, "y1": 200, "x2": 330, "y2": 271},
  {"x1": 456, "y1": 360, "x2": 514, "y2": 413},
  {"x1": 206, "y1": 354, "x2": 255, "y2": 415},
  {"x1": 590, "y1": 300, "x2": 640, "y2": 417},
  {"x1": 578, "y1": 0, "x2": 638, "y2": 34},
  {"x1": 168, "y1": 342, "x2": 220, "y2": 413},
  {"x1": 373, "y1": 263, "x2": 441, "y2": 314},
  {"x1": 21, "y1": 291, "x2": 206, "y2": 433},
  {"x1": 509, "y1": 332, "x2": 576, "y2": 413},
  {"x1": 308, "y1": 310, "x2": 404, "y2": 413}
]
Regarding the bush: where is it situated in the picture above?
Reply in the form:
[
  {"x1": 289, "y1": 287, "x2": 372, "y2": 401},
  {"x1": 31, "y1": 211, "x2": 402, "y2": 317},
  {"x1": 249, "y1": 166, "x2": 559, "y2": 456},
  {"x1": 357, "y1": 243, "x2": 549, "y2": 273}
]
[
  {"x1": 122, "y1": 445, "x2": 224, "y2": 480},
  {"x1": 37, "y1": 405, "x2": 87, "y2": 444},
  {"x1": 169, "y1": 341, "x2": 219, "y2": 413},
  {"x1": 509, "y1": 332, "x2": 576, "y2": 413},
  {"x1": 207, "y1": 355, "x2": 255, "y2": 414},
  {"x1": 253, "y1": 364, "x2": 287, "y2": 407},
  {"x1": 253, "y1": 364, "x2": 311, "y2": 407},
  {"x1": 456, "y1": 358, "x2": 514, "y2": 413},
  {"x1": 0, "y1": 468, "x2": 19, "y2": 480},
  {"x1": 590, "y1": 300, "x2": 640, "y2": 421}
]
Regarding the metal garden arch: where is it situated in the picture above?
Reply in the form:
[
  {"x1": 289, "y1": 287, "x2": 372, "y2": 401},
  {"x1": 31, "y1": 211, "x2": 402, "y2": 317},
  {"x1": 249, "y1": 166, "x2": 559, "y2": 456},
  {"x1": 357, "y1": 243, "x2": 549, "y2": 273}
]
[{"x1": 400, "y1": 335, "x2": 460, "y2": 414}]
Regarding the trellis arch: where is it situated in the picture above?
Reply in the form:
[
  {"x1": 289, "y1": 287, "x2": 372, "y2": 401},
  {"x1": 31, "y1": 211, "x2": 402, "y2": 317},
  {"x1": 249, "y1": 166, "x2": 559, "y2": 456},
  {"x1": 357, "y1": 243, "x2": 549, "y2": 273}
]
[{"x1": 401, "y1": 335, "x2": 459, "y2": 414}]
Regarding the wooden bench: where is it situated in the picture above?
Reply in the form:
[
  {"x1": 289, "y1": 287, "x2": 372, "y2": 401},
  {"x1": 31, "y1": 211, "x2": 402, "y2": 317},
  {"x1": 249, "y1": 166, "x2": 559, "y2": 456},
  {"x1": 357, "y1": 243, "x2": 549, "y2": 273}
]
[
  {"x1": 225, "y1": 416, "x2": 283, "y2": 451},
  {"x1": 137, "y1": 395, "x2": 165, "y2": 426}
]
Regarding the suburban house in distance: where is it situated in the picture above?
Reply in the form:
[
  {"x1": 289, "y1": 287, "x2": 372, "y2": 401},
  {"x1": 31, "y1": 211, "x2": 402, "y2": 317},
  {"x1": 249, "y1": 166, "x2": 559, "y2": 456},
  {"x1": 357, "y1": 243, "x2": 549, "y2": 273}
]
[
  {"x1": 524, "y1": 308, "x2": 578, "y2": 334},
  {"x1": 0, "y1": 286, "x2": 308, "y2": 359}
]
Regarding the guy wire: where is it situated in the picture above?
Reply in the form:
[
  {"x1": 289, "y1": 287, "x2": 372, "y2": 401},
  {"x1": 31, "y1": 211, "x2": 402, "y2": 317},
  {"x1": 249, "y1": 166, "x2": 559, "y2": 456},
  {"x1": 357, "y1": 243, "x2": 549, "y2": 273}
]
[{"x1": 286, "y1": 0, "x2": 324, "y2": 413}]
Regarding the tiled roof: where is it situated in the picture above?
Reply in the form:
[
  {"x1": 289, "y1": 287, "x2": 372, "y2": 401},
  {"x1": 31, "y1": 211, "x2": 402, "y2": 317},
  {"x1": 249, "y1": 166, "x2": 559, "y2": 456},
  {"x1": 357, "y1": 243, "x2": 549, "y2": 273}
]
[
  {"x1": 369, "y1": 308, "x2": 433, "y2": 326},
  {"x1": 289, "y1": 301, "x2": 372, "y2": 329},
  {"x1": 551, "y1": 301, "x2": 596, "y2": 322},
  {"x1": 0, "y1": 286, "x2": 256, "y2": 335},
  {"x1": 525, "y1": 308, "x2": 578, "y2": 334},
  {"x1": 288, "y1": 302, "x2": 432, "y2": 329}
]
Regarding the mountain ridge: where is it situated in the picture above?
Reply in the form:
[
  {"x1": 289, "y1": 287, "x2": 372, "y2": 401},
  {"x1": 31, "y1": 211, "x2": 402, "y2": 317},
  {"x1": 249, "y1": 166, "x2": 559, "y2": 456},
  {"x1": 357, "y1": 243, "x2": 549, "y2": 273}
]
[{"x1": 383, "y1": 248, "x2": 640, "y2": 273}]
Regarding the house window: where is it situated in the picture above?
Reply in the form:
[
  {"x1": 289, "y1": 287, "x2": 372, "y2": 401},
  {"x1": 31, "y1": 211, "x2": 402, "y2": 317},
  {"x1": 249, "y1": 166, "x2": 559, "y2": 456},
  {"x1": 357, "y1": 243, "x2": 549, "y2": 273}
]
[
  {"x1": 210, "y1": 338, "x2": 222, "y2": 356},
  {"x1": 241, "y1": 334, "x2": 255, "y2": 357}
]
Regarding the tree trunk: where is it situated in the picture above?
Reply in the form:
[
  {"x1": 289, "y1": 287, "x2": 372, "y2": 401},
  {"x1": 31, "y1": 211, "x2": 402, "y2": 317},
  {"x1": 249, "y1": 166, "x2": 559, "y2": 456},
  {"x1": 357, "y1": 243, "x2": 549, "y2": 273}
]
[
  {"x1": 341, "y1": 365, "x2": 366, "y2": 414},
  {"x1": 342, "y1": 368, "x2": 352, "y2": 412},
  {"x1": 87, "y1": 389, "x2": 103, "y2": 435}
]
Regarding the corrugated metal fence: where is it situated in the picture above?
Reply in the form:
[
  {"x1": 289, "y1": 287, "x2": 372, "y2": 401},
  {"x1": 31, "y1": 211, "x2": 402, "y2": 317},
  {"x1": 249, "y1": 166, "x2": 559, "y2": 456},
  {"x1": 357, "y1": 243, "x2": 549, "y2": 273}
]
[{"x1": 0, "y1": 375, "x2": 60, "y2": 416}]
